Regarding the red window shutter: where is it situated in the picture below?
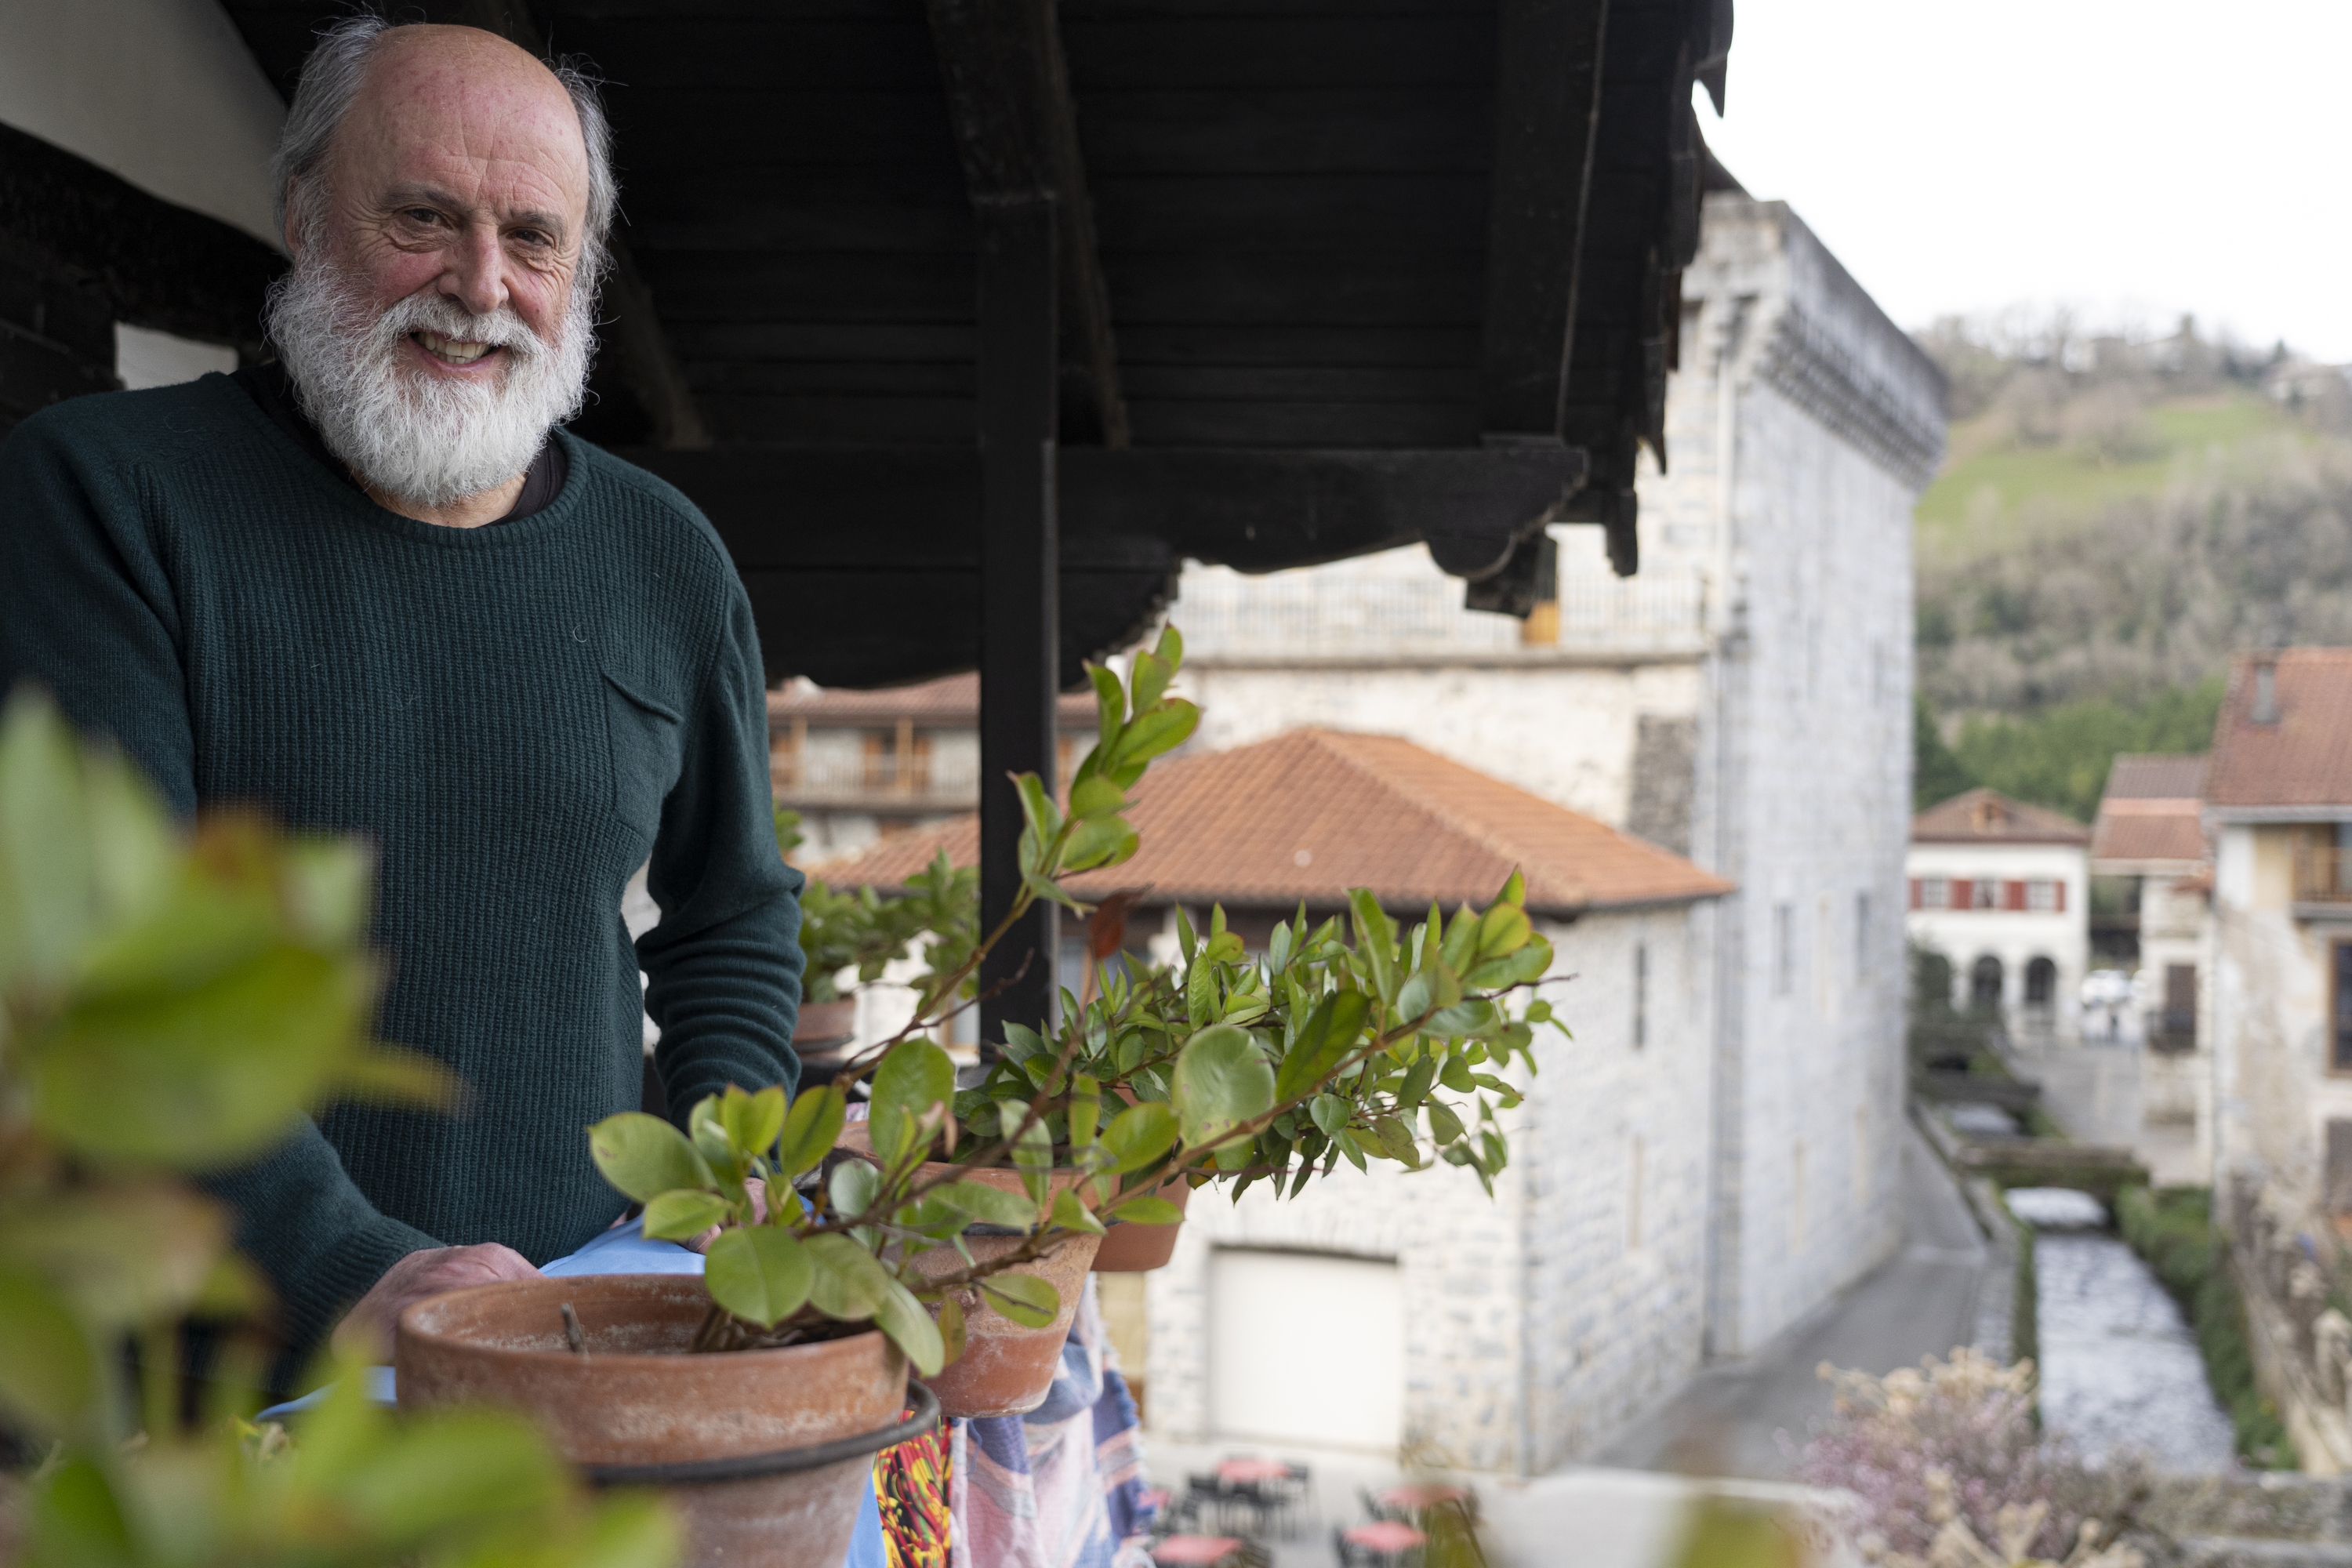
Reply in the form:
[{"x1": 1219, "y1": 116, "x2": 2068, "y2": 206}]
[
  {"x1": 2054, "y1": 880, "x2": 2066, "y2": 913},
  {"x1": 2005, "y1": 880, "x2": 2026, "y2": 911},
  {"x1": 1951, "y1": 879, "x2": 1969, "y2": 909},
  {"x1": 1909, "y1": 877, "x2": 1922, "y2": 911}
]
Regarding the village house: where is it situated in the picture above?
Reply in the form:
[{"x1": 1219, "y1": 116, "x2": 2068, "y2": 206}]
[
  {"x1": 2205, "y1": 650, "x2": 2352, "y2": 1225},
  {"x1": 2090, "y1": 753, "x2": 2211, "y2": 1163},
  {"x1": 1906, "y1": 788, "x2": 2091, "y2": 1034},
  {"x1": 816, "y1": 726, "x2": 1733, "y2": 1471}
]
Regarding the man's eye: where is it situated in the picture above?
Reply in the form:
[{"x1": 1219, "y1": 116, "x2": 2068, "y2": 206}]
[{"x1": 405, "y1": 209, "x2": 442, "y2": 226}]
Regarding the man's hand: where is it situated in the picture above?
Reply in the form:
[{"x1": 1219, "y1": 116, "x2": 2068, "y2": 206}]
[{"x1": 332, "y1": 1243, "x2": 539, "y2": 1360}]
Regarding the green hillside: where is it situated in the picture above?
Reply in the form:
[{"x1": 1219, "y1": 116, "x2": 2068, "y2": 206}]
[{"x1": 1915, "y1": 392, "x2": 2307, "y2": 561}]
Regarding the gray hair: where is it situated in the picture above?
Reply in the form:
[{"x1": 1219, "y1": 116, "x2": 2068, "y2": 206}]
[{"x1": 270, "y1": 15, "x2": 617, "y2": 296}]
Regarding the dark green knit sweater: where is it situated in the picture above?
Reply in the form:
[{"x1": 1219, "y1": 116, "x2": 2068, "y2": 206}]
[{"x1": 0, "y1": 373, "x2": 804, "y2": 1357}]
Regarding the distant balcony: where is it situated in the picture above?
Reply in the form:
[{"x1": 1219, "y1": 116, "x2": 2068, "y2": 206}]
[
  {"x1": 2295, "y1": 844, "x2": 2352, "y2": 915},
  {"x1": 771, "y1": 751, "x2": 980, "y2": 813}
]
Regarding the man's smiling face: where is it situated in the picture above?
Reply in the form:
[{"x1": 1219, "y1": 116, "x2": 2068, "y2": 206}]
[{"x1": 314, "y1": 25, "x2": 591, "y2": 391}]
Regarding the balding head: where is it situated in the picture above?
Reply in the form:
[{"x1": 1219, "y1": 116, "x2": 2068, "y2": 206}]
[{"x1": 272, "y1": 18, "x2": 614, "y2": 294}]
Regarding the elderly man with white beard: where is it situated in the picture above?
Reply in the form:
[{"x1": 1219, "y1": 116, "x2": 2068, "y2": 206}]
[{"x1": 0, "y1": 20, "x2": 804, "y2": 1380}]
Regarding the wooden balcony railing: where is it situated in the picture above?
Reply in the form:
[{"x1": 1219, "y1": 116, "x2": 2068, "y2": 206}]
[
  {"x1": 771, "y1": 752, "x2": 979, "y2": 808},
  {"x1": 2296, "y1": 844, "x2": 2352, "y2": 906}
]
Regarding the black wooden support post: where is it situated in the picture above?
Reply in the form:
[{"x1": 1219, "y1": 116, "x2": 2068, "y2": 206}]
[{"x1": 977, "y1": 197, "x2": 1060, "y2": 1051}]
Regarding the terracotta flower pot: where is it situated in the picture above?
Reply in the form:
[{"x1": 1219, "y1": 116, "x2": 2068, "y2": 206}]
[
  {"x1": 397, "y1": 1274, "x2": 929, "y2": 1568},
  {"x1": 836, "y1": 1120, "x2": 1102, "y2": 1417},
  {"x1": 1091, "y1": 1174, "x2": 1192, "y2": 1272},
  {"x1": 793, "y1": 998, "x2": 858, "y2": 1047}
]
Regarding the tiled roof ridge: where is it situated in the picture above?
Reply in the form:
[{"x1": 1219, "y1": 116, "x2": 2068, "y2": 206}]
[
  {"x1": 1295, "y1": 729, "x2": 1595, "y2": 909},
  {"x1": 1913, "y1": 786, "x2": 2090, "y2": 841}
]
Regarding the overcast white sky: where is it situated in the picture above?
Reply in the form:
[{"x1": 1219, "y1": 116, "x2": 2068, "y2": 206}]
[{"x1": 1697, "y1": 1, "x2": 2352, "y2": 359}]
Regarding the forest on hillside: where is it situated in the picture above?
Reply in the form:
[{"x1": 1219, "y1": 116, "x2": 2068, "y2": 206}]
[{"x1": 1907, "y1": 313, "x2": 2352, "y2": 816}]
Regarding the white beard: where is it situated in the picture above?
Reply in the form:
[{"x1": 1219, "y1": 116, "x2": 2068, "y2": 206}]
[{"x1": 265, "y1": 247, "x2": 595, "y2": 510}]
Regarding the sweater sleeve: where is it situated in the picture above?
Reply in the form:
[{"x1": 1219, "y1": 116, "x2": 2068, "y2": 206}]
[
  {"x1": 639, "y1": 582, "x2": 806, "y2": 1125},
  {"x1": 0, "y1": 402, "x2": 445, "y2": 1358}
]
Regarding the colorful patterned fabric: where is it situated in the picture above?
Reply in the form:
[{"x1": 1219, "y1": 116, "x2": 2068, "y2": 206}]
[
  {"x1": 876, "y1": 1413, "x2": 955, "y2": 1568},
  {"x1": 946, "y1": 1279, "x2": 1158, "y2": 1568}
]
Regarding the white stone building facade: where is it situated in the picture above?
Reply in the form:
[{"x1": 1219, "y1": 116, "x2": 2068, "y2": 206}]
[{"x1": 1148, "y1": 192, "x2": 1941, "y2": 1461}]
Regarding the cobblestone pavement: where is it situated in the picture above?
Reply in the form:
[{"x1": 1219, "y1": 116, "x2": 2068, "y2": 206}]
[{"x1": 1594, "y1": 1119, "x2": 1987, "y2": 1480}]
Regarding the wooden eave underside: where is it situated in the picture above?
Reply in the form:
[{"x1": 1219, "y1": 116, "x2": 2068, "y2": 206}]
[{"x1": 213, "y1": 0, "x2": 1728, "y2": 687}]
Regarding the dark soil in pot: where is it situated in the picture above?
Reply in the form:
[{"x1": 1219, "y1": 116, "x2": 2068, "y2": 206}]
[{"x1": 397, "y1": 1274, "x2": 913, "y2": 1568}]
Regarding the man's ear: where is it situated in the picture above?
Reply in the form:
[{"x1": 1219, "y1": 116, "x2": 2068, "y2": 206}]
[{"x1": 281, "y1": 181, "x2": 308, "y2": 258}]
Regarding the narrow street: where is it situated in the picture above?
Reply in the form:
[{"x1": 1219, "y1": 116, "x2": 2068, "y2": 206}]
[{"x1": 1596, "y1": 1120, "x2": 1988, "y2": 1479}]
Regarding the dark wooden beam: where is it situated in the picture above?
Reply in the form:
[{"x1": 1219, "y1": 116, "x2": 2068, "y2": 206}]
[
  {"x1": 631, "y1": 445, "x2": 1587, "y2": 580},
  {"x1": 441, "y1": 0, "x2": 710, "y2": 448},
  {"x1": 926, "y1": 0, "x2": 1128, "y2": 447},
  {"x1": 1478, "y1": 0, "x2": 1609, "y2": 441},
  {"x1": 975, "y1": 198, "x2": 1060, "y2": 1048}
]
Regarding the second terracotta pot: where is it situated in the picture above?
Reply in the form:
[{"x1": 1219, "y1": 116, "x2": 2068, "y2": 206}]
[
  {"x1": 397, "y1": 1274, "x2": 918, "y2": 1568},
  {"x1": 837, "y1": 1120, "x2": 1101, "y2": 1417},
  {"x1": 1091, "y1": 1175, "x2": 1193, "y2": 1272}
]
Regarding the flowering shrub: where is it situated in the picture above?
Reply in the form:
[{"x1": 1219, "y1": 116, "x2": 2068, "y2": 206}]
[{"x1": 1792, "y1": 1349, "x2": 2140, "y2": 1564}]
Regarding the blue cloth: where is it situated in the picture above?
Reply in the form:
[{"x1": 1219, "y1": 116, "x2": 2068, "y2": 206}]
[{"x1": 259, "y1": 1220, "x2": 886, "y2": 1568}]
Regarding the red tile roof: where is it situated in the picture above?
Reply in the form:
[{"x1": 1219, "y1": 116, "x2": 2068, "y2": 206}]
[
  {"x1": 769, "y1": 673, "x2": 1099, "y2": 728},
  {"x1": 2205, "y1": 649, "x2": 2352, "y2": 811},
  {"x1": 1911, "y1": 788, "x2": 2089, "y2": 846},
  {"x1": 2091, "y1": 753, "x2": 2207, "y2": 864},
  {"x1": 810, "y1": 728, "x2": 1733, "y2": 917}
]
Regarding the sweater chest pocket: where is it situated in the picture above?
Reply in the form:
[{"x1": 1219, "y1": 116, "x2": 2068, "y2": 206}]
[{"x1": 601, "y1": 665, "x2": 684, "y2": 844}]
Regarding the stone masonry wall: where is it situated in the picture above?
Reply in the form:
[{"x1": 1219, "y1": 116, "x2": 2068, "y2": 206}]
[{"x1": 1145, "y1": 908, "x2": 1717, "y2": 1473}]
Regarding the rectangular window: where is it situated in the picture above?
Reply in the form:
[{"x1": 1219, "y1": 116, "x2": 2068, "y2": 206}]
[
  {"x1": 2026, "y1": 879, "x2": 2059, "y2": 913},
  {"x1": 1773, "y1": 903, "x2": 1794, "y2": 996},
  {"x1": 2328, "y1": 1120, "x2": 2352, "y2": 1214},
  {"x1": 1855, "y1": 891, "x2": 1871, "y2": 980},
  {"x1": 2334, "y1": 940, "x2": 2352, "y2": 1074},
  {"x1": 1632, "y1": 942, "x2": 1649, "y2": 1047},
  {"x1": 1972, "y1": 879, "x2": 1999, "y2": 910},
  {"x1": 1922, "y1": 877, "x2": 1951, "y2": 910}
]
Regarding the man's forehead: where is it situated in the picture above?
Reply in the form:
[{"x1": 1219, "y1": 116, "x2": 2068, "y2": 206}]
[{"x1": 338, "y1": 28, "x2": 590, "y2": 218}]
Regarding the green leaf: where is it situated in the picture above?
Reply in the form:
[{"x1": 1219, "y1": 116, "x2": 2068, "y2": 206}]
[
  {"x1": 1013, "y1": 774, "x2": 1063, "y2": 854},
  {"x1": 1174, "y1": 905, "x2": 1197, "y2": 965},
  {"x1": 938, "y1": 1180, "x2": 1036, "y2": 1229},
  {"x1": 936, "y1": 1291, "x2": 967, "y2": 1366},
  {"x1": 1048, "y1": 1187, "x2": 1105, "y2": 1236},
  {"x1": 1089, "y1": 662, "x2": 1126, "y2": 741},
  {"x1": 1476, "y1": 902, "x2": 1533, "y2": 960},
  {"x1": 1370, "y1": 1115, "x2": 1420, "y2": 1165},
  {"x1": 1349, "y1": 891, "x2": 1399, "y2": 1004},
  {"x1": 1014, "y1": 1114, "x2": 1054, "y2": 1207},
  {"x1": 978, "y1": 1271, "x2": 1062, "y2": 1330},
  {"x1": 1105, "y1": 1193, "x2": 1184, "y2": 1225},
  {"x1": 1120, "y1": 698, "x2": 1197, "y2": 767},
  {"x1": 1334, "y1": 1127, "x2": 1367, "y2": 1171},
  {"x1": 1102, "y1": 1102, "x2": 1178, "y2": 1173},
  {"x1": 805, "y1": 1232, "x2": 891, "y2": 1321},
  {"x1": 1154, "y1": 622, "x2": 1185, "y2": 671},
  {"x1": 1274, "y1": 990, "x2": 1370, "y2": 1102},
  {"x1": 0, "y1": 1272, "x2": 93, "y2": 1433},
  {"x1": 829, "y1": 1157, "x2": 881, "y2": 1219},
  {"x1": 1069, "y1": 775, "x2": 1126, "y2": 821},
  {"x1": 639, "y1": 1189, "x2": 730, "y2": 1242},
  {"x1": 1308, "y1": 1094, "x2": 1348, "y2": 1139},
  {"x1": 1001, "y1": 1022, "x2": 1048, "y2": 1064},
  {"x1": 1494, "y1": 867, "x2": 1526, "y2": 908},
  {"x1": 27, "y1": 1457, "x2": 133, "y2": 1561},
  {"x1": 1396, "y1": 971, "x2": 1434, "y2": 1025},
  {"x1": 1425, "y1": 1099, "x2": 1467, "y2": 1145},
  {"x1": 704, "y1": 1227, "x2": 812, "y2": 1330},
  {"x1": 875, "y1": 1279, "x2": 945, "y2": 1376},
  {"x1": 26, "y1": 941, "x2": 381, "y2": 1167},
  {"x1": 872, "y1": 1039, "x2": 956, "y2": 1169},
  {"x1": 1429, "y1": 1000, "x2": 1499, "y2": 1039},
  {"x1": 776, "y1": 1083, "x2": 848, "y2": 1178},
  {"x1": 721, "y1": 1084, "x2": 789, "y2": 1160},
  {"x1": 1061, "y1": 817, "x2": 1138, "y2": 873},
  {"x1": 587, "y1": 1112, "x2": 715, "y2": 1204},
  {"x1": 1068, "y1": 1072, "x2": 1102, "y2": 1152},
  {"x1": 1396, "y1": 1055, "x2": 1438, "y2": 1108},
  {"x1": 1129, "y1": 649, "x2": 1172, "y2": 716},
  {"x1": 1439, "y1": 1053, "x2": 1478, "y2": 1093},
  {"x1": 0, "y1": 690, "x2": 100, "y2": 991},
  {"x1": 1171, "y1": 1024, "x2": 1275, "y2": 1151},
  {"x1": 1464, "y1": 939, "x2": 1553, "y2": 992}
]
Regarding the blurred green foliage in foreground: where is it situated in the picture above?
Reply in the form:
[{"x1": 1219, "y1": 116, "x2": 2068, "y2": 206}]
[{"x1": 0, "y1": 686, "x2": 677, "y2": 1566}]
